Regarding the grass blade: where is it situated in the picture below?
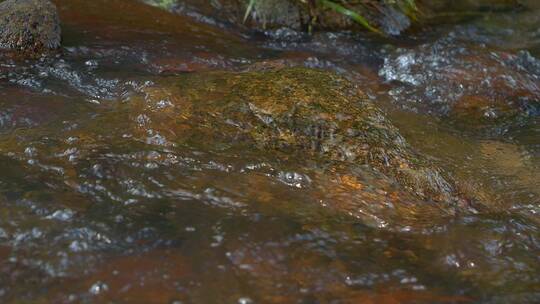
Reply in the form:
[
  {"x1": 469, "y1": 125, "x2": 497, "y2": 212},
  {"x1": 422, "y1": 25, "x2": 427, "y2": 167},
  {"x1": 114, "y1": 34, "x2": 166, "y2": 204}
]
[
  {"x1": 243, "y1": 0, "x2": 256, "y2": 23},
  {"x1": 318, "y1": 0, "x2": 383, "y2": 35}
]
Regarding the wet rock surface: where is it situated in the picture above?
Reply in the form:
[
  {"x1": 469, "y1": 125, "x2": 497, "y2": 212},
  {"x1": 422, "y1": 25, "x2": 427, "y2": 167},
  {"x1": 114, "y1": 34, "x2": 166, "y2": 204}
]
[
  {"x1": 148, "y1": 68, "x2": 460, "y2": 204},
  {"x1": 0, "y1": 0, "x2": 61, "y2": 53}
]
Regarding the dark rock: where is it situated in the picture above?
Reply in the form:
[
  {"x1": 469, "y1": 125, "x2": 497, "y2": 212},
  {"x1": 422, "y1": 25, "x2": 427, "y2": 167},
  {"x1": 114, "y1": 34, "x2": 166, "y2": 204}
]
[{"x1": 0, "y1": 0, "x2": 61, "y2": 53}]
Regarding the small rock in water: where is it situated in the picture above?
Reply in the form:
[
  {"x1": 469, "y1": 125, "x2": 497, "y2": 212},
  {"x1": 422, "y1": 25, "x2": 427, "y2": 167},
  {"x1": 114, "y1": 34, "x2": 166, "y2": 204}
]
[{"x1": 0, "y1": 0, "x2": 61, "y2": 53}]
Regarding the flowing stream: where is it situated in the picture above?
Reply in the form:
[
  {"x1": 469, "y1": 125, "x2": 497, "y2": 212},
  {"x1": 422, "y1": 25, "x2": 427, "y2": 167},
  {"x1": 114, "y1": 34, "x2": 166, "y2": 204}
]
[{"x1": 0, "y1": 0, "x2": 538, "y2": 303}]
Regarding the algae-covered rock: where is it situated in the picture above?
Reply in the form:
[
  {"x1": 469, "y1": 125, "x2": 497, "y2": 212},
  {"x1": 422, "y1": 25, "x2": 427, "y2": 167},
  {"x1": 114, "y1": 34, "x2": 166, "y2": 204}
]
[
  {"x1": 135, "y1": 68, "x2": 461, "y2": 204},
  {"x1": 0, "y1": 0, "x2": 61, "y2": 53}
]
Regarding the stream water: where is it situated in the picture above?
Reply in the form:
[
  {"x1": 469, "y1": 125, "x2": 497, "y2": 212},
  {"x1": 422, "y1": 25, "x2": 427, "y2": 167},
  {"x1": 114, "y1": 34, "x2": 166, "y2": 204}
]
[{"x1": 0, "y1": 0, "x2": 538, "y2": 303}]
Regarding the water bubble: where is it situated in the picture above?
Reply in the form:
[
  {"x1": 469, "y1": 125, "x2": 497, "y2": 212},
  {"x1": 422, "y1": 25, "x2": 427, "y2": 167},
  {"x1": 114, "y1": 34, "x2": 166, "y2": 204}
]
[
  {"x1": 156, "y1": 99, "x2": 173, "y2": 109},
  {"x1": 85, "y1": 60, "x2": 99, "y2": 67},
  {"x1": 483, "y1": 108, "x2": 498, "y2": 119},
  {"x1": 65, "y1": 136, "x2": 79, "y2": 144},
  {"x1": 114, "y1": 215, "x2": 124, "y2": 223},
  {"x1": 0, "y1": 228, "x2": 7, "y2": 239},
  {"x1": 89, "y1": 281, "x2": 108, "y2": 295},
  {"x1": 444, "y1": 254, "x2": 461, "y2": 268},
  {"x1": 238, "y1": 297, "x2": 253, "y2": 304},
  {"x1": 211, "y1": 235, "x2": 224, "y2": 247},
  {"x1": 69, "y1": 240, "x2": 88, "y2": 252},
  {"x1": 400, "y1": 276, "x2": 418, "y2": 284},
  {"x1": 146, "y1": 133, "x2": 171, "y2": 146},
  {"x1": 47, "y1": 209, "x2": 75, "y2": 221},
  {"x1": 24, "y1": 147, "x2": 37, "y2": 157},
  {"x1": 136, "y1": 114, "x2": 151, "y2": 126},
  {"x1": 277, "y1": 171, "x2": 311, "y2": 188}
]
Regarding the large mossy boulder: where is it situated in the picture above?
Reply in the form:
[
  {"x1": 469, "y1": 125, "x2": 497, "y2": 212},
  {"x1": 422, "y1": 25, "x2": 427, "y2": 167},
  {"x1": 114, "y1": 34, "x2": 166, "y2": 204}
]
[
  {"x1": 133, "y1": 68, "x2": 462, "y2": 205},
  {"x1": 0, "y1": 0, "x2": 61, "y2": 53}
]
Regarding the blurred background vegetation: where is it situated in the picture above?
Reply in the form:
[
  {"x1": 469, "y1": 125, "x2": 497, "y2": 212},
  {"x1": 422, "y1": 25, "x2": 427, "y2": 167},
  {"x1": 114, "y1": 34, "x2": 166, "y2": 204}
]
[{"x1": 145, "y1": 0, "x2": 525, "y2": 35}]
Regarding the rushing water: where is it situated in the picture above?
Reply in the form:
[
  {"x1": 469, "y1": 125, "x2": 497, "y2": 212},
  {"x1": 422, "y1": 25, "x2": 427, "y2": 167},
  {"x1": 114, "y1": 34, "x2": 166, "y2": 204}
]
[{"x1": 0, "y1": 0, "x2": 538, "y2": 303}]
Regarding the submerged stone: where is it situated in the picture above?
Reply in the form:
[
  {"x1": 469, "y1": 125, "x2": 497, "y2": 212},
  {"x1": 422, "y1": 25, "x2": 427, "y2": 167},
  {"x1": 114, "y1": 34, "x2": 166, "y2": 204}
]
[
  {"x1": 135, "y1": 68, "x2": 462, "y2": 205},
  {"x1": 0, "y1": 0, "x2": 61, "y2": 53}
]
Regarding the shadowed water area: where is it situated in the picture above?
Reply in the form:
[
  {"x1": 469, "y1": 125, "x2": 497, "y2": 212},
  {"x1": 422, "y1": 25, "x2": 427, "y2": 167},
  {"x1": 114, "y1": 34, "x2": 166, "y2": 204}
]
[{"x1": 0, "y1": 0, "x2": 539, "y2": 303}]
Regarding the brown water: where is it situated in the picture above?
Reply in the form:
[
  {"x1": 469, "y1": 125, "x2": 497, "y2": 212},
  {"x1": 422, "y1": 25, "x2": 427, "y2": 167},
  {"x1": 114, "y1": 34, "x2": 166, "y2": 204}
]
[{"x1": 0, "y1": 0, "x2": 539, "y2": 303}]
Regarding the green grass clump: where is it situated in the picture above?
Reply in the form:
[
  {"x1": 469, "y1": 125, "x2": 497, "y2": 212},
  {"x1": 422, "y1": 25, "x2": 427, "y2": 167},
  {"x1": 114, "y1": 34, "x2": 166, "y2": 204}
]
[{"x1": 244, "y1": 0, "x2": 419, "y2": 35}]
